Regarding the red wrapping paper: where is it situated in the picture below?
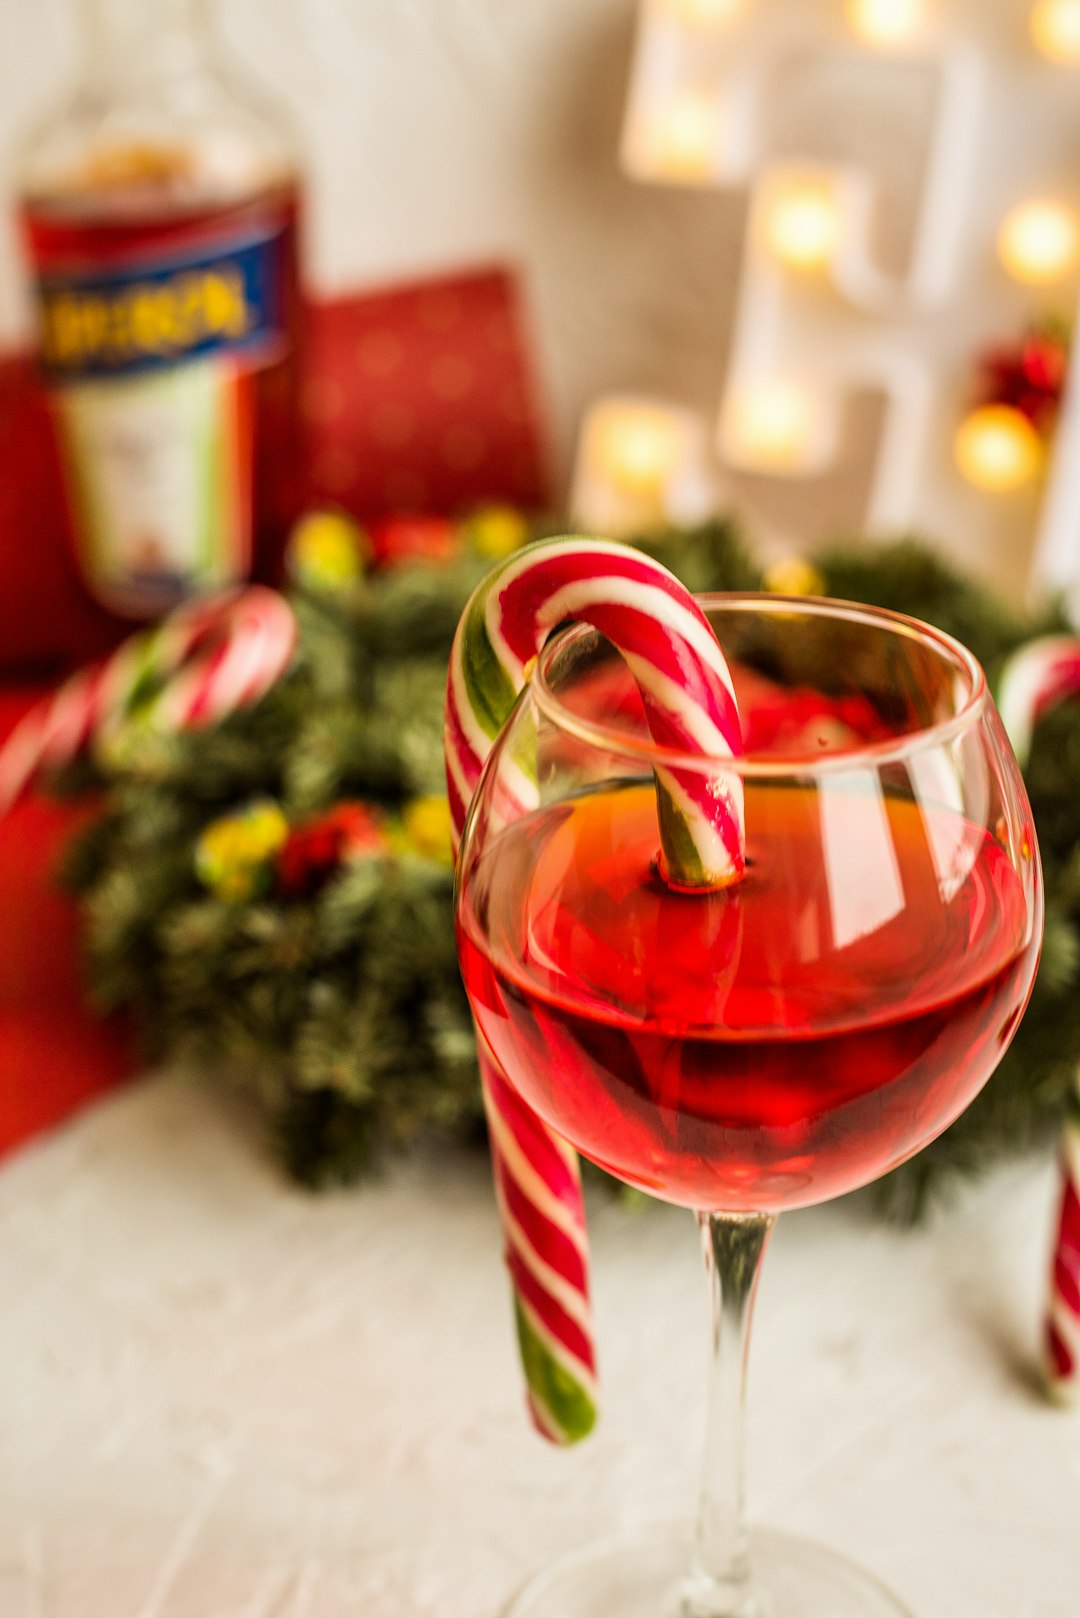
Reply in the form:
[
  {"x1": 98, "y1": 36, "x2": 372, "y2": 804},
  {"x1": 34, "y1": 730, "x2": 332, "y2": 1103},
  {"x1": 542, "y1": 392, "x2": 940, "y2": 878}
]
[{"x1": 0, "y1": 690, "x2": 133, "y2": 1155}]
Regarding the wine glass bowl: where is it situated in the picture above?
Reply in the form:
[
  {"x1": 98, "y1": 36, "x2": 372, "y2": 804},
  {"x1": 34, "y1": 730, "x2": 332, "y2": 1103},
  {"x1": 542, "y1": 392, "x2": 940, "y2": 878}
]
[
  {"x1": 454, "y1": 595, "x2": 1043, "y2": 1618},
  {"x1": 457, "y1": 598, "x2": 1041, "y2": 1216}
]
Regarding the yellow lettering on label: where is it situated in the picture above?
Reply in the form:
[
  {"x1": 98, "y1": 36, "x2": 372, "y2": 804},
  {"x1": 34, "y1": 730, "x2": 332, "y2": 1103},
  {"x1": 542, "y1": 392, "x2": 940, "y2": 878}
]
[
  {"x1": 42, "y1": 295, "x2": 83, "y2": 368},
  {"x1": 158, "y1": 283, "x2": 185, "y2": 349},
  {"x1": 175, "y1": 277, "x2": 204, "y2": 348},
  {"x1": 202, "y1": 268, "x2": 250, "y2": 340},
  {"x1": 130, "y1": 289, "x2": 164, "y2": 354},
  {"x1": 42, "y1": 255, "x2": 256, "y2": 372},
  {"x1": 86, "y1": 297, "x2": 116, "y2": 362}
]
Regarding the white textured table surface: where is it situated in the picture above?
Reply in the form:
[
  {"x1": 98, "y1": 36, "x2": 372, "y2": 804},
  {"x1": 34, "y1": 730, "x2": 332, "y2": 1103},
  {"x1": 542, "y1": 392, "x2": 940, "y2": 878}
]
[{"x1": 0, "y1": 1073, "x2": 1076, "y2": 1618}]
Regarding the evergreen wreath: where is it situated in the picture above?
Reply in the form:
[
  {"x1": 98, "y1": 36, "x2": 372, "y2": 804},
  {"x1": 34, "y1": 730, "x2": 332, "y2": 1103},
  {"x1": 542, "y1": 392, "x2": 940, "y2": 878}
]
[{"x1": 61, "y1": 519, "x2": 1080, "y2": 1218}]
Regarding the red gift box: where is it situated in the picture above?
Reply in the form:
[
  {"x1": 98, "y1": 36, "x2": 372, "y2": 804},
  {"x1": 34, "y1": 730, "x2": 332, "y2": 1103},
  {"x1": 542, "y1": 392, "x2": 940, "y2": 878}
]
[{"x1": 305, "y1": 267, "x2": 550, "y2": 520}]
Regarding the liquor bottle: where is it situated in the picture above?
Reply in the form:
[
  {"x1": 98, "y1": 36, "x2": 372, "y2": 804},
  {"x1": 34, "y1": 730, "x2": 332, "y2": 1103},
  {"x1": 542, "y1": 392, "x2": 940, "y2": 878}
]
[{"x1": 16, "y1": 0, "x2": 304, "y2": 619}]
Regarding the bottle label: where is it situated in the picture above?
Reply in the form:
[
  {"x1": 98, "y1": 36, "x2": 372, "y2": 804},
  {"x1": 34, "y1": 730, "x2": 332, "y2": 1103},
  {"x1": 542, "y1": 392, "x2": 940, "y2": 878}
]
[
  {"x1": 37, "y1": 223, "x2": 288, "y2": 383},
  {"x1": 52, "y1": 359, "x2": 250, "y2": 606},
  {"x1": 30, "y1": 214, "x2": 291, "y2": 615}
]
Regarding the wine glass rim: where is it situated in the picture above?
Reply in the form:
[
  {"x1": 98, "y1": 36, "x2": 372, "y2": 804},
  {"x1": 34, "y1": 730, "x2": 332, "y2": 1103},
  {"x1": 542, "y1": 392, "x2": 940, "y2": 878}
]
[{"x1": 530, "y1": 591, "x2": 990, "y2": 776}]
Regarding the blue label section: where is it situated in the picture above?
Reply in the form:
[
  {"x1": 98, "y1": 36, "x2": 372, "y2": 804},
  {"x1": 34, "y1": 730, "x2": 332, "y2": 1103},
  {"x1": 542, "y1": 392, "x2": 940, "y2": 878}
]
[{"x1": 38, "y1": 225, "x2": 288, "y2": 383}]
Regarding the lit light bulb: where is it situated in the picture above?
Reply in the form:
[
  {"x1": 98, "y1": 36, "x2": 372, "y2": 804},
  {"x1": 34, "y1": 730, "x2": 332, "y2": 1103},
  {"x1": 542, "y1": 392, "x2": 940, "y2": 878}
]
[
  {"x1": 724, "y1": 381, "x2": 819, "y2": 471},
  {"x1": 955, "y1": 406, "x2": 1043, "y2": 492},
  {"x1": 598, "y1": 407, "x2": 682, "y2": 496},
  {"x1": 764, "y1": 178, "x2": 844, "y2": 271},
  {"x1": 845, "y1": 0, "x2": 925, "y2": 47},
  {"x1": 650, "y1": 91, "x2": 722, "y2": 182},
  {"x1": 662, "y1": 0, "x2": 741, "y2": 26},
  {"x1": 1031, "y1": 0, "x2": 1080, "y2": 62},
  {"x1": 998, "y1": 199, "x2": 1080, "y2": 284}
]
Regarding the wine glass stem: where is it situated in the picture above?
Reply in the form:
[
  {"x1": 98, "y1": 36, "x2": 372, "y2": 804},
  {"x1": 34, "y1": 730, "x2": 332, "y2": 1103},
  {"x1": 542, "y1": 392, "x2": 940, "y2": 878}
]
[{"x1": 682, "y1": 1210, "x2": 776, "y2": 1618}]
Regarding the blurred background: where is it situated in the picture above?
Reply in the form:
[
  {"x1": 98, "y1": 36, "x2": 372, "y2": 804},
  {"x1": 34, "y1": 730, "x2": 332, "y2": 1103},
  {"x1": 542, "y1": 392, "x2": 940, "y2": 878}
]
[
  {"x1": 5, "y1": 0, "x2": 1080, "y2": 607},
  {"x1": 0, "y1": 0, "x2": 740, "y2": 495}
]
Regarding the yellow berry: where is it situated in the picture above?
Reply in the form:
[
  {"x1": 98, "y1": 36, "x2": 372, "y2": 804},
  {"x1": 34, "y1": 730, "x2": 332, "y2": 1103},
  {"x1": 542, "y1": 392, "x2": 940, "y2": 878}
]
[
  {"x1": 464, "y1": 505, "x2": 529, "y2": 560},
  {"x1": 401, "y1": 795, "x2": 454, "y2": 863},
  {"x1": 195, "y1": 800, "x2": 290, "y2": 902},
  {"x1": 763, "y1": 556, "x2": 826, "y2": 597},
  {"x1": 288, "y1": 510, "x2": 368, "y2": 591}
]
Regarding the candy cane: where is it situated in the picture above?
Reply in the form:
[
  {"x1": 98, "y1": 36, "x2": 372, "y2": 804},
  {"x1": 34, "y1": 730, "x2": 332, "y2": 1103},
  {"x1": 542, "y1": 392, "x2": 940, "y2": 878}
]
[
  {"x1": 1046, "y1": 1090, "x2": 1080, "y2": 1402},
  {"x1": 998, "y1": 634, "x2": 1080, "y2": 1402},
  {"x1": 447, "y1": 536, "x2": 744, "y2": 887},
  {"x1": 0, "y1": 587, "x2": 296, "y2": 816},
  {"x1": 446, "y1": 536, "x2": 744, "y2": 1443},
  {"x1": 997, "y1": 635, "x2": 1080, "y2": 772}
]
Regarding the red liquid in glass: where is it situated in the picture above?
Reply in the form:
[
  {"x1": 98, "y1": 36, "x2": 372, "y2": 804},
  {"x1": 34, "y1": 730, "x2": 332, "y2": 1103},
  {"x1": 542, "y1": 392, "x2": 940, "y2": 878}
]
[{"x1": 458, "y1": 782, "x2": 1037, "y2": 1211}]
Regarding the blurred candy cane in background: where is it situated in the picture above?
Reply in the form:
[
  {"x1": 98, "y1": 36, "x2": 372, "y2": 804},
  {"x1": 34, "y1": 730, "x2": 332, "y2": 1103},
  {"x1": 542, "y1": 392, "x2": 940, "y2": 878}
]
[{"x1": 998, "y1": 633, "x2": 1080, "y2": 1401}]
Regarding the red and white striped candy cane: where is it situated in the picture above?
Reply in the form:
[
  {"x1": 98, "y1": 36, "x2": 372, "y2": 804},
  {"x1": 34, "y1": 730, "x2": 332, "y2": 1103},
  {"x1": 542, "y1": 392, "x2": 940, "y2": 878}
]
[
  {"x1": 1046, "y1": 1091, "x2": 1080, "y2": 1401},
  {"x1": 997, "y1": 636, "x2": 1080, "y2": 774},
  {"x1": 446, "y1": 537, "x2": 744, "y2": 1443},
  {"x1": 0, "y1": 587, "x2": 296, "y2": 817},
  {"x1": 998, "y1": 634, "x2": 1080, "y2": 1401}
]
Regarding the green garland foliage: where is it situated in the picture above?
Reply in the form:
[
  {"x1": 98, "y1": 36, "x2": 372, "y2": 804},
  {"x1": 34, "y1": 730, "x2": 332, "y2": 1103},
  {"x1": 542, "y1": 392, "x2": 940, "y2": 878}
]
[{"x1": 63, "y1": 523, "x2": 1080, "y2": 1217}]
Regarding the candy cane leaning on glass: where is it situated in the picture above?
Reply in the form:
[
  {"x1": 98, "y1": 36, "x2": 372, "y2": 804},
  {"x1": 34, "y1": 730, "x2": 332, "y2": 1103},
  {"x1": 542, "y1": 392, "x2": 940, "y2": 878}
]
[
  {"x1": 446, "y1": 536, "x2": 745, "y2": 1442},
  {"x1": 998, "y1": 634, "x2": 1080, "y2": 1402},
  {"x1": 0, "y1": 587, "x2": 297, "y2": 817}
]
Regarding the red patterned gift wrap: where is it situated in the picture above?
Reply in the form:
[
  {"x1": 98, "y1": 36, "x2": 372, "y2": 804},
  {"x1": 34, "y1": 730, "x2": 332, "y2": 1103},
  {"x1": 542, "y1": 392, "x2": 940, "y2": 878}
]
[{"x1": 304, "y1": 266, "x2": 550, "y2": 520}]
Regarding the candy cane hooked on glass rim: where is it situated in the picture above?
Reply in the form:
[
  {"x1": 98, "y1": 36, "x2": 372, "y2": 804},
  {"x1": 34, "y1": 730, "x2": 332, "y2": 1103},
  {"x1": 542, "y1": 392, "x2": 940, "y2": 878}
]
[
  {"x1": 447, "y1": 536, "x2": 745, "y2": 886},
  {"x1": 0, "y1": 586, "x2": 297, "y2": 817},
  {"x1": 998, "y1": 634, "x2": 1080, "y2": 1401},
  {"x1": 446, "y1": 536, "x2": 745, "y2": 1443}
]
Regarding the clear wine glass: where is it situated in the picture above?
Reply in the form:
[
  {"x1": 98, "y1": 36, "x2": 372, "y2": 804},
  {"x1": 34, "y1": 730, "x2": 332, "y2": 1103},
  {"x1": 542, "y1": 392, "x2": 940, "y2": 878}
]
[{"x1": 455, "y1": 596, "x2": 1043, "y2": 1618}]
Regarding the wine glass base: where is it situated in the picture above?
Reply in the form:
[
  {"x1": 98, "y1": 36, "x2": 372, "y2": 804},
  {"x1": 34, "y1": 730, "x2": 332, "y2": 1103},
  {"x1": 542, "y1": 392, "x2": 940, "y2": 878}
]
[{"x1": 505, "y1": 1521, "x2": 915, "y2": 1618}]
